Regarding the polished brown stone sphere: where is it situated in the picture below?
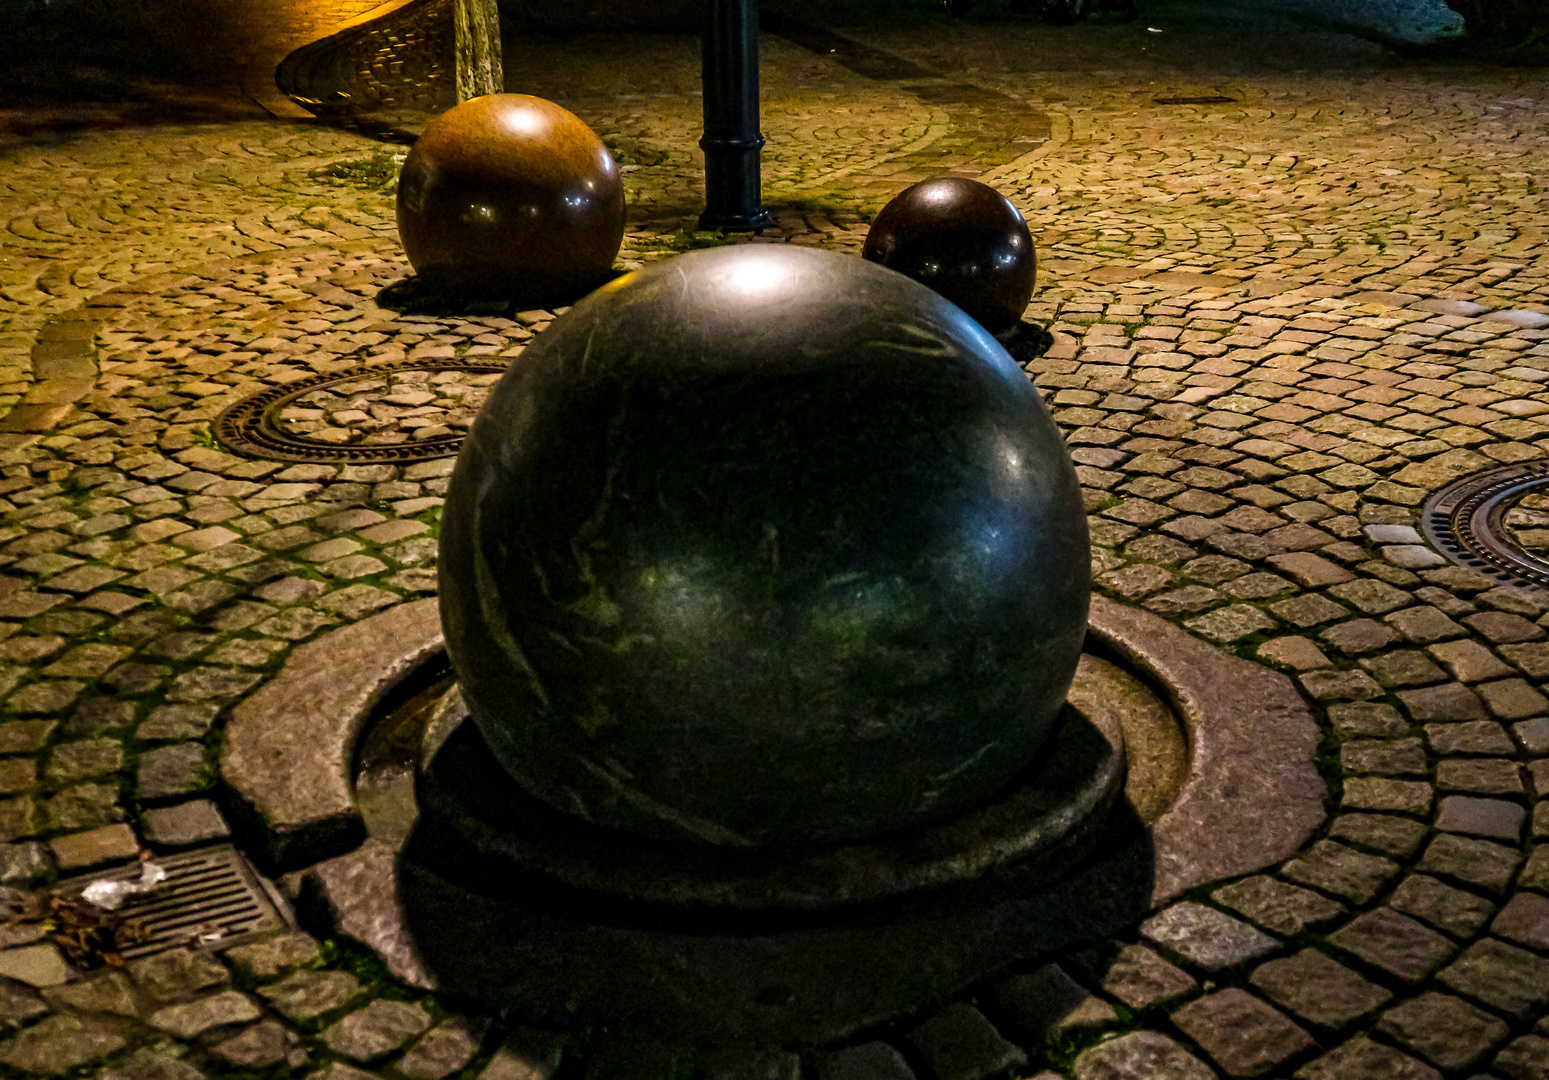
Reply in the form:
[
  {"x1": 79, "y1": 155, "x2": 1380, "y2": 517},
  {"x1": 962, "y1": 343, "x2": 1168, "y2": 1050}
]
[
  {"x1": 862, "y1": 177, "x2": 1036, "y2": 335},
  {"x1": 396, "y1": 94, "x2": 624, "y2": 301},
  {"x1": 438, "y1": 245, "x2": 1090, "y2": 851}
]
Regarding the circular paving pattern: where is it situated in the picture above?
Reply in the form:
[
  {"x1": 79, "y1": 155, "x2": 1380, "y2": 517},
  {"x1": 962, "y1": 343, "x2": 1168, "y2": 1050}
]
[
  {"x1": 213, "y1": 360, "x2": 507, "y2": 463},
  {"x1": 1423, "y1": 462, "x2": 1549, "y2": 589}
]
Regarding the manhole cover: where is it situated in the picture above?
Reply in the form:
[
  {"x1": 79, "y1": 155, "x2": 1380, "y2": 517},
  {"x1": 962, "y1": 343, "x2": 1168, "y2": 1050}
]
[
  {"x1": 56, "y1": 845, "x2": 292, "y2": 959},
  {"x1": 214, "y1": 359, "x2": 508, "y2": 464},
  {"x1": 1422, "y1": 461, "x2": 1549, "y2": 589}
]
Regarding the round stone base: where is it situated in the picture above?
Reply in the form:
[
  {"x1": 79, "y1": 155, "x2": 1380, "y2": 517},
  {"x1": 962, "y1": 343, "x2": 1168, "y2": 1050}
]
[
  {"x1": 410, "y1": 702, "x2": 1124, "y2": 912},
  {"x1": 399, "y1": 717, "x2": 1151, "y2": 1046}
]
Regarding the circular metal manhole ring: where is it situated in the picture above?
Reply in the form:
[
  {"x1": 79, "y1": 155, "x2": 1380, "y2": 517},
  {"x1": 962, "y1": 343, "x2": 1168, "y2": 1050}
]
[
  {"x1": 1422, "y1": 461, "x2": 1549, "y2": 589},
  {"x1": 213, "y1": 359, "x2": 509, "y2": 464}
]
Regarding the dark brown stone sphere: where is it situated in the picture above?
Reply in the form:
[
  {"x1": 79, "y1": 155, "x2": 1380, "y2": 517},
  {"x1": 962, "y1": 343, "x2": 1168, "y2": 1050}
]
[
  {"x1": 397, "y1": 94, "x2": 624, "y2": 301},
  {"x1": 862, "y1": 177, "x2": 1036, "y2": 335}
]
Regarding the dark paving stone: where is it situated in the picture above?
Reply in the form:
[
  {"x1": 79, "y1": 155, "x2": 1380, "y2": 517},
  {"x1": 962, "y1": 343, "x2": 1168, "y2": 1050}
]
[
  {"x1": 0, "y1": 978, "x2": 48, "y2": 1026},
  {"x1": 1524, "y1": 844, "x2": 1549, "y2": 892},
  {"x1": 1327, "y1": 814, "x2": 1428, "y2": 858},
  {"x1": 222, "y1": 931, "x2": 322, "y2": 980},
  {"x1": 41, "y1": 970, "x2": 137, "y2": 1017},
  {"x1": 321, "y1": 998, "x2": 432, "y2": 1062},
  {"x1": 1325, "y1": 703, "x2": 1412, "y2": 737},
  {"x1": 1077, "y1": 944, "x2": 1197, "y2": 1010},
  {"x1": 1435, "y1": 795, "x2": 1526, "y2": 841},
  {"x1": 1377, "y1": 992, "x2": 1509, "y2": 1071},
  {"x1": 212, "y1": 1020, "x2": 297, "y2": 1069},
  {"x1": 1250, "y1": 948, "x2": 1391, "y2": 1031},
  {"x1": 1389, "y1": 875, "x2": 1498, "y2": 939},
  {"x1": 1141, "y1": 902, "x2": 1279, "y2": 971},
  {"x1": 1280, "y1": 840, "x2": 1400, "y2": 904},
  {"x1": 1171, "y1": 987, "x2": 1314, "y2": 1078},
  {"x1": 148, "y1": 990, "x2": 261, "y2": 1039},
  {"x1": 135, "y1": 742, "x2": 209, "y2": 800},
  {"x1": 1340, "y1": 738, "x2": 1426, "y2": 776},
  {"x1": 1416, "y1": 834, "x2": 1523, "y2": 895},
  {"x1": 1398, "y1": 684, "x2": 1488, "y2": 723},
  {"x1": 1492, "y1": 891, "x2": 1549, "y2": 951},
  {"x1": 1437, "y1": 758, "x2": 1524, "y2": 795},
  {"x1": 395, "y1": 1017, "x2": 486, "y2": 1080},
  {"x1": 817, "y1": 1043, "x2": 916, "y2": 1080},
  {"x1": 987, "y1": 965, "x2": 1115, "y2": 1045},
  {"x1": 139, "y1": 798, "x2": 229, "y2": 847},
  {"x1": 1340, "y1": 777, "x2": 1433, "y2": 816},
  {"x1": 1328, "y1": 908, "x2": 1457, "y2": 984},
  {"x1": 1425, "y1": 721, "x2": 1514, "y2": 756},
  {"x1": 1070, "y1": 1031, "x2": 1214, "y2": 1080},
  {"x1": 1494, "y1": 1034, "x2": 1549, "y2": 1080},
  {"x1": 1213, "y1": 876, "x2": 1346, "y2": 936},
  {"x1": 906, "y1": 1002, "x2": 1025, "y2": 1080},
  {"x1": 1436, "y1": 938, "x2": 1549, "y2": 1020},
  {"x1": 126, "y1": 947, "x2": 229, "y2": 1002},
  {"x1": 0, "y1": 1014, "x2": 130, "y2": 1074},
  {"x1": 1293, "y1": 1035, "x2": 1440, "y2": 1080},
  {"x1": 1327, "y1": 702, "x2": 1408, "y2": 737},
  {"x1": 256, "y1": 970, "x2": 360, "y2": 1021},
  {"x1": 97, "y1": 1047, "x2": 208, "y2": 1080}
]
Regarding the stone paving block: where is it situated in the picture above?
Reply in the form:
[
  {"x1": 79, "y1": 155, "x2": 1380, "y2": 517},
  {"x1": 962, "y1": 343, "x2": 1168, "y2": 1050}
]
[
  {"x1": 1437, "y1": 939, "x2": 1549, "y2": 1020},
  {"x1": 1465, "y1": 612, "x2": 1544, "y2": 644},
  {"x1": 1213, "y1": 876, "x2": 1346, "y2": 936},
  {"x1": 213, "y1": 1020, "x2": 299, "y2": 1069},
  {"x1": 256, "y1": 970, "x2": 361, "y2": 1020},
  {"x1": 1340, "y1": 738, "x2": 1425, "y2": 776},
  {"x1": 140, "y1": 798, "x2": 230, "y2": 847},
  {"x1": 1389, "y1": 875, "x2": 1499, "y2": 939},
  {"x1": 40, "y1": 969, "x2": 138, "y2": 1017},
  {"x1": 1425, "y1": 720, "x2": 1515, "y2": 756},
  {"x1": 1377, "y1": 993, "x2": 1510, "y2": 1071},
  {"x1": 817, "y1": 1042, "x2": 915, "y2": 1080},
  {"x1": 1298, "y1": 669, "x2": 1383, "y2": 702},
  {"x1": 1417, "y1": 834, "x2": 1523, "y2": 895},
  {"x1": 136, "y1": 742, "x2": 208, "y2": 800},
  {"x1": 1476, "y1": 678, "x2": 1549, "y2": 720},
  {"x1": 905, "y1": 1002, "x2": 1025, "y2": 1080},
  {"x1": 1339, "y1": 777, "x2": 1433, "y2": 816},
  {"x1": 223, "y1": 931, "x2": 322, "y2": 980},
  {"x1": 396, "y1": 1016, "x2": 485, "y2": 1080},
  {"x1": 1141, "y1": 902, "x2": 1279, "y2": 971},
  {"x1": 1328, "y1": 908, "x2": 1457, "y2": 985},
  {"x1": 127, "y1": 946, "x2": 230, "y2": 1002},
  {"x1": 1493, "y1": 1035, "x2": 1549, "y2": 1080},
  {"x1": 1493, "y1": 892, "x2": 1549, "y2": 952},
  {"x1": 1387, "y1": 606, "x2": 1466, "y2": 644},
  {"x1": 1078, "y1": 943, "x2": 1196, "y2": 1010},
  {"x1": 1522, "y1": 846, "x2": 1549, "y2": 893},
  {"x1": 321, "y1": 998, "x2": 432, "y2": 1063},
  {"x1": 149, "y1": 989, "x2": 261, "y2": 1038},
  {"x1": 1398, "y1": 683, "x2": 1488, "y2": 722},
  {"x1": 1428, "y1": 639, "x2": 1514, "y2": 683},
  {"x1": 1436, "y1": 796, "x2": 1525, "y2": 840},
  {"x1": 1171, "y1": 987, "x2": 1314, "y2": 1078},
  {"x1": 1327, "y1": 814, "x2": 1428, "y2": 858},
  {"x1": 1250, "y1": 949, "x2": 1391, "y2": 1031},
  {"x1": 1070, "y1": 1031, "x2": 1214, "y2": 1080},
  {"x1": 47, "y1": 823, "x2": 138, "y2": 870},
  {"x1": 1292, "y1": 1035, "x2": 1439, "y2": 1080},
  {"x1": 1256, "y1": 637, "x2": 1329, "y2": 671},
  {"x1": 1516, "y1": 717, "x2": 1549, "y2": 753},
  {"x1": 1437, "y1": 758, "x2": 1524, "y2": 795},
  {"x1": 1326, "y1": 702, "x2": 1408, "y2": 737},
  {"x1": 1501, "y1": 644, "x2": 1549, "y2": 680},
  {"x1": 988, "y1": 964, "x2": 1115, "y2": 1045},
  {"x1": 0, "y1": 1014, "x2": 129, "y2": 1073}
]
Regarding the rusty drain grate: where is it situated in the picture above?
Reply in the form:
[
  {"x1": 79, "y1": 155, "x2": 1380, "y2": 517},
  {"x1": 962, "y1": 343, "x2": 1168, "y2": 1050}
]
[
  {"x1": 213, "y1": 359, "x2": 508, "y2": 464},
  {"x1": 1422, "y1": 461, "x2": 1549, "y2": 590},
  {"x1": 56, "y1": 845, "x2": 292, "y2": 959}
]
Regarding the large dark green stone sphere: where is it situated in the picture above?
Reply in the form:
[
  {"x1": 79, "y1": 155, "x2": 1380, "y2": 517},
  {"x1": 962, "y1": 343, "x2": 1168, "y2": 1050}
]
[{"x1": 438, "y1": 245, "x2": 1089, "y2": 850}]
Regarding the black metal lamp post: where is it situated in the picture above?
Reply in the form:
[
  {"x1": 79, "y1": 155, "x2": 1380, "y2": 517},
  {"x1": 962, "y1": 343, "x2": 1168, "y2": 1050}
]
[{"x1": 699, "y1": 0, "x2": 771, "y2": 231}]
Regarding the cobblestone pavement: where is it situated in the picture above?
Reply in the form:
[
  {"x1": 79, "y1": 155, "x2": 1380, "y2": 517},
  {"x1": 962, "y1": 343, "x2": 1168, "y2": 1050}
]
[{"x1": 2, "y1": 0, "x2": 1549, "y2": 1077}]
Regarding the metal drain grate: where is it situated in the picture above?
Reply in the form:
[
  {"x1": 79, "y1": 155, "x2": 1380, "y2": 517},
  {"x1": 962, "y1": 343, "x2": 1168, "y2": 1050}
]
[
  {"x1": 56, "y1": 845, "x2": 292, "y2": 959},
  {"x1": 213, "y1": 359, "x2": 508, "y2": 464},
  {"x1": 1422, "y1": 461, "x2": 1549, "y2": 589}
]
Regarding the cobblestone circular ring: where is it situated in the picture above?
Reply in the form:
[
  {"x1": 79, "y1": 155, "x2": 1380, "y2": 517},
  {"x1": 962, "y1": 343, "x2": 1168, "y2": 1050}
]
[
  {"x1": 213, "y1": 359, "x2": 509, "y2": 464},
  {"x1": 1422, "y1": 461, "x2": 1549, "y2": 589}
]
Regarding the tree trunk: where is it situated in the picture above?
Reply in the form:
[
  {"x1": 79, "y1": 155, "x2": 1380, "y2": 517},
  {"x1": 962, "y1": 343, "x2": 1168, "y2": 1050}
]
[{"x1": 454, "y1": 0, "x2": 503, "y2": 102}]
